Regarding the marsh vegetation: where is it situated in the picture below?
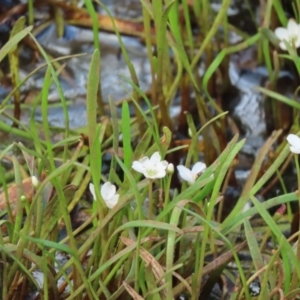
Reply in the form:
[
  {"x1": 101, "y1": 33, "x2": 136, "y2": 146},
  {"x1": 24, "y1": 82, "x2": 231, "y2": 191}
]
[{"x1": 0, "y1": 0, "x2": 300, "y2": 299}]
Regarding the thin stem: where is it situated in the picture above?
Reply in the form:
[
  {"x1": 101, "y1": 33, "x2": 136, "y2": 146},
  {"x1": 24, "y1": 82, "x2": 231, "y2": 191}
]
[
  {"x1": 291, "y1": 155, "x2": 300, "y2": 289},
  {"x1": 164, "y1": 173, "x2": 172, "y2": 222},
  {"x1": 27, "y1": 0, "x2": 34, "y2": 25},
  {"x1": 295, "y1": 155, "x2": 300, "y2": 240},
  {"x1": 149, "y1": 180, "x2": 153, "y2": 219}
]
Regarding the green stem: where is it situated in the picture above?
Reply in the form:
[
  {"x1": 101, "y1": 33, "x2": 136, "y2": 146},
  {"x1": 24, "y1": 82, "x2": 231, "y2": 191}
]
[
  {"x1": 291, "y1": 155, "x2": 300, "y2": 289},
  {"x1": 164, "y1": 173, "x2": 172, "y2": 222},
  {"x1": 27, "y1": 0, "x2": 34, "y2": 25},
  {"x1": 295, "y1": 155, "x2": 300, "y2": 239},
  {"x1": 149, "y1": 180, "x2": 153, "y2": 219}
]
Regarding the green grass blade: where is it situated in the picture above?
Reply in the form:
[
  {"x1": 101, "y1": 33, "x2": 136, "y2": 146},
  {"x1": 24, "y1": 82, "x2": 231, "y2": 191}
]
[
  {"x1": 122, "y1": 101, "x2": 133, "y2": 169},
  {"x1": 251, "y1": 196, "x2": 300, "y2": 280},
  {"x1": 0, "y1": 26, "x2": 32, "y2": 63},
  {"x1": 243, "y1": 219, "x2": 269, "y2": 299},
  {"x1": 256, "y1": 86, "x2": 300, "y2": 110}
]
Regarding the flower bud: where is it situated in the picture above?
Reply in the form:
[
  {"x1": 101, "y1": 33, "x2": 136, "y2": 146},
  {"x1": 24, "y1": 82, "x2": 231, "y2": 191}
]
[
  {"x1": 31, "y1": 176, "x2": 39, "y2": 188},
  {"x1": 20, "y1": 195, "x2": 27, "y2": 202},
  {"x1": 167, "y1": 163, "x2": 174, "y2": 174}
]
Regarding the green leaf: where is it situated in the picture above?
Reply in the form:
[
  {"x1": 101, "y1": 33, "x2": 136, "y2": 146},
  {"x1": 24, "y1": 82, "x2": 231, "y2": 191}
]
[
  {"x1": 122, "y1": 101, "x2": 133, "y2": 169},
  {"x1": 256, "y1": 86, "x2": 300, "y2": 110},
  {"x1": 244, "y1": 219, "x2": 269, "y2": 299},
  {"x1": 0, "y1": 26, "x2": 32, "y2": 63},
  {"x1": 19, "y1": 234, "x2": 76, "y2": 256},
  {"x1": 87, "y1": 49, "x2": 100, "y2": 148},
  {"x1": 2, "y1": 243, "x2": 59, "y2": 297},
  {"x1": 222, "y1": 193, "x2": 297, "y2": 234},
  {"x1": 41, "y1": 185, "x2": 77, "y2": 239},
  {"x1": 251, "y1": 196, "x2": 300, "y2": 280}
]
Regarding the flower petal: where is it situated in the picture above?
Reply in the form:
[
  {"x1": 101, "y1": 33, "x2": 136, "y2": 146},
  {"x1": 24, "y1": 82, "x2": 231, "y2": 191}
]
[
  {"x1": 295, "y1": 38, "x2": 300, "y2": 48},
  {"x1": 144, "y1": 173, "x2": 155, "y2": 179},
  {"x1": 274, "y1": 27, "x2": 288, "y2": 41},
  {"x1": 160, "y1": 160, "x2": 169, "y2": 169},
  {"x1": 192, "y1": 162, "x2": 206, "y2": 174},
  {"x1": 152, "y1": 169, "x2": 166, "y2": 179},
  {"x1": 89, "y1": 183, "x2": 97, "y2": 200},
  {"x1": 177, "y1": 165, "x2": 195, "y2": 183},
  {"x1": 143, "y1": 158, "x2": 153, "y2": 170},
  {"x1": 278, "y1": 41, "x2": 287, "y2": 50},
  {"x1": 132, "y1": 161, "x2": 145, "y2": 174},
  {"x1": 290, "y1": 146, "x2": 300, "y2": 154},
  {"x1": 101, "y1": 182, "x2": 116, "y2": 201},
  {"x1": 106, "y1": 194, "x2": 119, "y2": 209},
  {"x1": 287, "y1": 19, "x2": 299, "y2": 37},
  {"x1": 150, "y1": 151, "x2": 161, "y2": 164},
  {"x1": 287, "y1": 134, "x2": 300, "y2": 150},
  {"x1": 139, "y1": 156, "x2": 149, "y2": 164}
]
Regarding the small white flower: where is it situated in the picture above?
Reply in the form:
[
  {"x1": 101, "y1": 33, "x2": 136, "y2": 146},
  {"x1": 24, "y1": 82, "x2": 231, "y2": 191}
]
[
  {"x1": 31, "y1": 176, "x2": 39, "y2": 188},
  {"x1": 287, "y1": 134, "x2": 300, "y2": 154},
  {"x1": 89, "y1": 182, "x2": 119, "y2": 209},
  {"x1": 132, "y1": 151, "x2": 168, "y2": 179},
  {"x1": 177, "y1": 162, "x2": 207, "y2": 184},
  {"x1": 274, "y1": 19, "x2": 300, "y2": 50}
]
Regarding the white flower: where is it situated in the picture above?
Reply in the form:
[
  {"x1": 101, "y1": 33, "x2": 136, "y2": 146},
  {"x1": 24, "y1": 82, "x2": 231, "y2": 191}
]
[
  {"x1": 89, "y1": 182, "x2": 119, "y2": 209},
  {"x1": 132, "y1": 151, "x2": 168, "y2": 179},
  {"x1": 287, "y1": 134, "x2": 300, "y2": 154},
  {"x1": 177, "y1": 162, "x2": 207, "y2": 184},
  {"x1": 274, "y1": 19, "x2": 300, "y2": 50}
]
